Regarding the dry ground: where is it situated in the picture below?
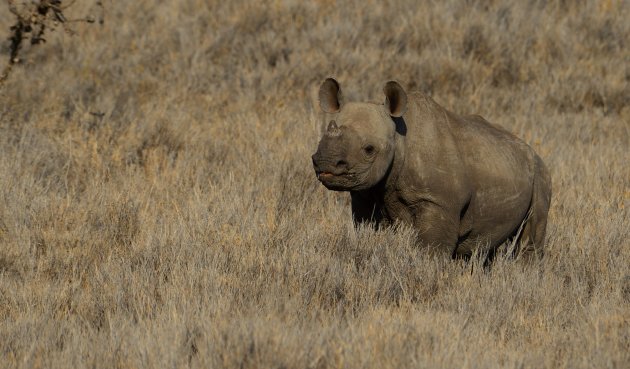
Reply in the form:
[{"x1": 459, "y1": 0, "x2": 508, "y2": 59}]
[{"x1": 0, "y1": 1, "x2": 629, "y2": 368}]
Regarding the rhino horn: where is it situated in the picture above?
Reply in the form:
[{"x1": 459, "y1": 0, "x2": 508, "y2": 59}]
[{"x1": 326, "y1": 120, "x2": 342, "y2": 137}]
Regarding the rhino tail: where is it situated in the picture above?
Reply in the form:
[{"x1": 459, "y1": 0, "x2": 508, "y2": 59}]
[{"x1": 517, "y1": 155, "x2": 552, "y2": 261}]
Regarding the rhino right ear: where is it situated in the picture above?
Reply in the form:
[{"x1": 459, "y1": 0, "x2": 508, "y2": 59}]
[
  {"x1": 319, "y1": 78, "x2": 343, "y2": 113},
  {"x1": 383, "y1": 81, "x2": 407, "y2": 117}
]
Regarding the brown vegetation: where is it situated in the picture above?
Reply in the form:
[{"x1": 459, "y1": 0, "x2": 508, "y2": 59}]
[{"x1": 0, "y1": 1, "x2": 628, "y2": 368}]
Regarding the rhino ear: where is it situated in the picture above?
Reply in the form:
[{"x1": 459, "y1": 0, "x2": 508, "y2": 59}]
[
  {"x1": 383, "y1": 81, "x2": 407, "y2": 117},
  {"x1": 319, "y1": 78, "x2": 343, "y2": 113}
]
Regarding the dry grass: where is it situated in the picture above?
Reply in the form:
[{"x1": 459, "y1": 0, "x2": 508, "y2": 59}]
[{"x1": 0, "y1": 1, "x2": 629, "y2": 368}]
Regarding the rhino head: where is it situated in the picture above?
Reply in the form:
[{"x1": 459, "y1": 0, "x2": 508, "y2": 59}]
[{"x1": 312, "y1": 78, "x2": 408, "y2": 191}]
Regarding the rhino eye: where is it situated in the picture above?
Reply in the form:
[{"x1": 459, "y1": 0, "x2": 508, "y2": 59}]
[{"x1": 363, "y1": 145, "x2": 376, "y2": 155}]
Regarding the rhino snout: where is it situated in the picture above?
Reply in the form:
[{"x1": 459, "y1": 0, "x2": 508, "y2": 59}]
[{"x1": 312, "y1": 152, "x2": 349, "y2": 177}]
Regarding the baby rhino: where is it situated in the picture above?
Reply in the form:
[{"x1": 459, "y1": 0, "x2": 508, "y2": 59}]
[{"x1": 312, "y1": 78, "x2": 551, "y2": 259}]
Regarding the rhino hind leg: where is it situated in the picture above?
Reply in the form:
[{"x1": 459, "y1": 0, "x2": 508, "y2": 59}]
[{"x1": 517, "y1": 156, "x2": 552, "y2": 261}]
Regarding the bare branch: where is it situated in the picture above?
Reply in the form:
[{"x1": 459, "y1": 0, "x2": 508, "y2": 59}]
[{"x1": 1, "y1": 0, "x2": 104, "y2": 88}]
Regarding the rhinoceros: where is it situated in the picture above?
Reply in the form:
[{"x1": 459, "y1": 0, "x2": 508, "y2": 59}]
[{"x1": 311, "y1": 78, "x2": 551, "y2": 259}]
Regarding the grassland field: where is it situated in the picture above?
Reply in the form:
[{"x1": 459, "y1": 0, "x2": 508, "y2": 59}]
[{"x1": 0, "y1": 1, "x2": 628, "y2": 368}]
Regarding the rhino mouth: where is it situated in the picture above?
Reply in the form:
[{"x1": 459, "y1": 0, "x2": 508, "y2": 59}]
[
  {"x1": 317, "y1": 172, "x2": 335, "y2": 179},
  {"x1": 316, "y1": 171, "x2": 356, "y2": 191}
]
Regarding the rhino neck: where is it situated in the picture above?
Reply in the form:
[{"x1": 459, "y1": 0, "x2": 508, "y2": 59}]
[{"x1": 390, "y1": 128, "x2": 406, "y2": 187}]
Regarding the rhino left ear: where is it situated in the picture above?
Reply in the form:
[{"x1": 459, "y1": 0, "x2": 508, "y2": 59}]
[
  {"x1": 383, "y1": 81, "x2": 407, "y2": 117},
  {"x1": 319, "y1": 78, "x2": 343, "y2": 113}
]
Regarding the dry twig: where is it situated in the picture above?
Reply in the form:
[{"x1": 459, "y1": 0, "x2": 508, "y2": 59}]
[{"x1": 0, "y1": 0, "x2": 104, "y2": 87}]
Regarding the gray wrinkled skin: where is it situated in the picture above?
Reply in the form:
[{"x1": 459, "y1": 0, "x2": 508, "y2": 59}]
[{"x1": 312, "y1": 78, "x2": 552, "y2": 259}]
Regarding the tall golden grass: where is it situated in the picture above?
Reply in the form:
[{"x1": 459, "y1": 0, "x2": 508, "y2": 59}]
[{"x1": 0, "y1": 1, "x2": 628, "y2": 368}]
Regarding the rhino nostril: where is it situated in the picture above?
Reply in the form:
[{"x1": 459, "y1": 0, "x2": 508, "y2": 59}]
[{"x1": 336, "y1": 160, "x2": 348, "y2": 168}]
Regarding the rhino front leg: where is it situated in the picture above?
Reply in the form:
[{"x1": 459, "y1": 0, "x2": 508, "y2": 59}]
[
  {"x1": 350, "y1": 191, "x2": 384, "y2": 228},
  {"x1": 413, "y1": 202, "x2": 459, "y2": 258}
]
